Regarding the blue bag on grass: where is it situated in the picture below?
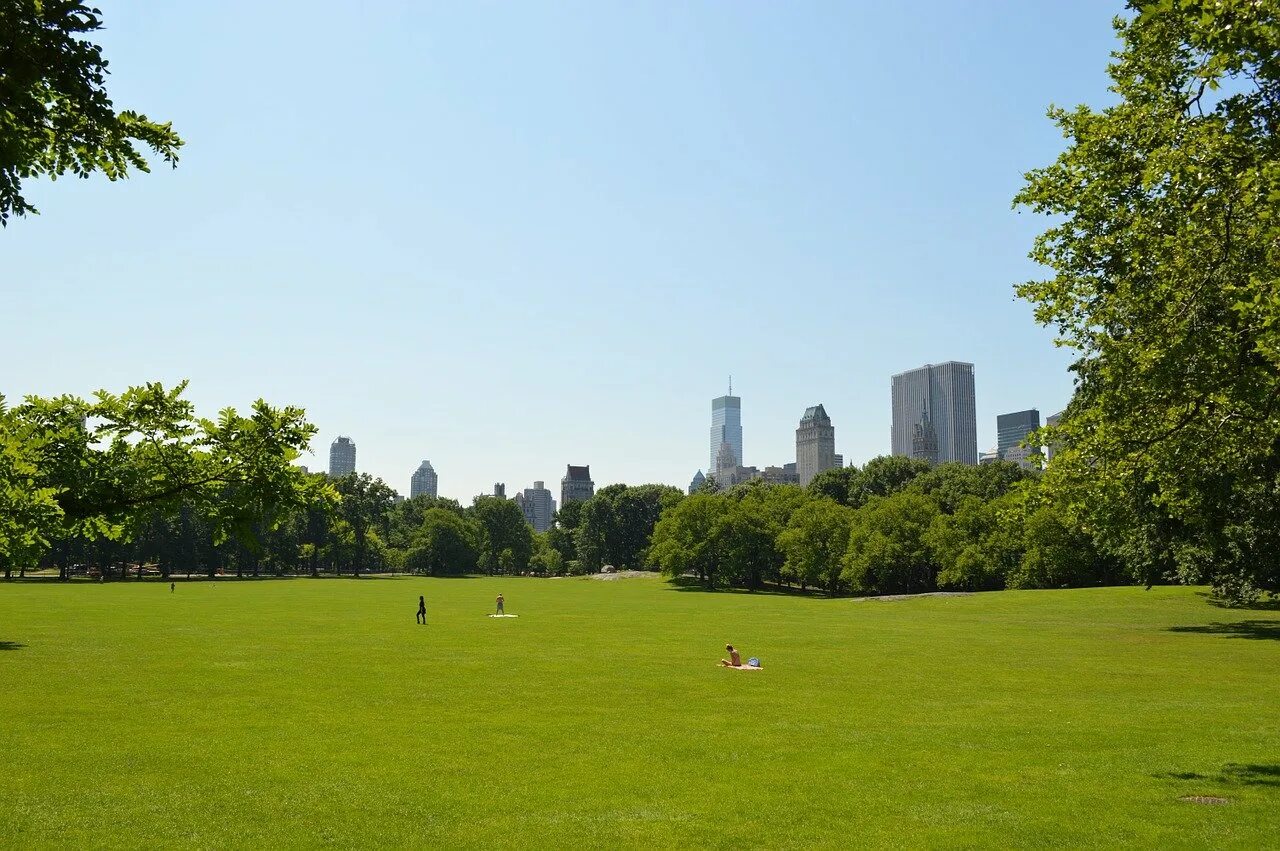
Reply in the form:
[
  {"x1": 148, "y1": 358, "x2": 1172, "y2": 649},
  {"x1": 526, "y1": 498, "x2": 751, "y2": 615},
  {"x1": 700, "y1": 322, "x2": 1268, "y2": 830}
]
[{"x1": 747, "y1": 657, "x2": 761, "y2": 667}]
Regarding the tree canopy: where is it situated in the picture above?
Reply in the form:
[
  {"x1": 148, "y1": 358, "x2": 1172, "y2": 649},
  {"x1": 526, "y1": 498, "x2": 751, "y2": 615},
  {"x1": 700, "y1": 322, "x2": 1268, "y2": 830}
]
[
  {"x1": 1016, "y1": 0, "x2": 1280, "y2": 602},
  {"x1": 1, "y1": 1, "x2": 183, "y2": 223}
]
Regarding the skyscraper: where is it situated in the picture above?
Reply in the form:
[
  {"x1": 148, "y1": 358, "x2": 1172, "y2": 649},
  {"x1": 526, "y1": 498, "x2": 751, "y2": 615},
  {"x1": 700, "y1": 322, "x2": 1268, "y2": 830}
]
[
  {"x1": 997, "y1": 409, "x2": 1041, "y2": 458},
  {"x1": 561, "y1": 465, "x2": 594, "y2": 507},
  {"x1": 1044, "y1": 411, "x2": 1064, "y2": 462},
  {"x1": 328, "y1": 436, "x2": 356, "y2": 477},
  {"x1": 891, "y1": 362, "x2": 978, "y2": 464},
  {"x1": 410, "y1": 460, "x2": 438, "y2": 499},
  {"x1": 688, "y1": 470, "x2": 705, "y2": 494},
  {"x1": 710, "y1": 382, "x2": 743, "y2": 473},
  {"x1": 517, "y1": 481, "x2": 556, "y2": 532},
  {"x1": 795, "y1": 404, "x2": 837, "y2": 486}
]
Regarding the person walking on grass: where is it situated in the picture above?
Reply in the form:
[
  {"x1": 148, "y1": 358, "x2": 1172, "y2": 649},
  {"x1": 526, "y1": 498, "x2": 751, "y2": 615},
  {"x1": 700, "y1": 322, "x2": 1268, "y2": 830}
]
[
  {"x1": 416, "y1": 595, "x2": 427, "y2": 625},
  {"x1": 496, "y1": 593, "x2": 504, "y2": 616},
  {"x1": 170, "y1": 581, "x2": 175, "y2": 593}
]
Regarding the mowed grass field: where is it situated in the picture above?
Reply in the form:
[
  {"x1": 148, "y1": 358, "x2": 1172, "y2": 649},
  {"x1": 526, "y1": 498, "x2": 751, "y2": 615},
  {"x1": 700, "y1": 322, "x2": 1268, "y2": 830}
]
[{"x1": 1, "y1": 578, "x2": 1277, "y2": 848}]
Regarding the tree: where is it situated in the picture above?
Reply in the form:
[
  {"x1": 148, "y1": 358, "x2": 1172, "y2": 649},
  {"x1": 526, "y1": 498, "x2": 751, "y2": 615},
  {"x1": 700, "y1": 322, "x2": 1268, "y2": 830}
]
[
  {"x1": 926, "y1": 494, "x2": 1021, "y2": 591},
  {"x1": 1016, "y1": 1, "x2": 1280, "y2": 602},
  {"x1": 778, "y1": 498, "x2": 854, "y2": 592},
  {"x1": 0, "y1": 396, "x2": 62, "y2": 577},
  {"x1": 4, "y1": 382, "x2": 329, "y2": 578},
  {"x1": 807, "y1": 466, "x2": 861, "y2": 505},
  {"x1": 849, "y1": 456, "x2": 933, "y2": 507},
  {"x1": 528, "y1": 532, "x2": 565, "y2": 576},
  {"x1": 718, "y1": 481, "x2": 809, "y2": 589},
  {"x1": 842, "y1": 492, "x2": 940, "y2": 595},
  {"x1": 334, "y1": 473, "x2": 397, "y2": 576},
  {"x1": 649, "y1": 492, "x2": 729, "y2": 587},
  {"x1": 405, "y1": 508, "x2": 477, "y2": 576},
  {"x1": 574, "y1": 484, "x2": 683, "y2": 572},
  {"x1": 908, "y1": 461, "x2": 1033, "y2": 515},
  {"x1": 470, "y1": 496, "x2": 532, "y2": 574},
  {"x1": 1, "y1": 1, "x2": 183, "y2": 223}
]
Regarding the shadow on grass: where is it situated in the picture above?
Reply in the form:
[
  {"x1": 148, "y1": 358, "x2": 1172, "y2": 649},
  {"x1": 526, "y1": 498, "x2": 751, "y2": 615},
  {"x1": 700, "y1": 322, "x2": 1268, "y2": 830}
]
[
  {"x1": 663, "y1": 577, "x2": 835, "y2": 598},
  {"x1": 1158, "y1": 764, "x2": 1280, "y2": 788},
  {"x1": 0, "y1": 641, "x2": 26, "y2": 651},
  {"x1": 1167, "y1": 621, "x2": 1280, "y2": 641},
  {"x1": 1197, "y1": 591, "x2": 1280, "y2": 611}
]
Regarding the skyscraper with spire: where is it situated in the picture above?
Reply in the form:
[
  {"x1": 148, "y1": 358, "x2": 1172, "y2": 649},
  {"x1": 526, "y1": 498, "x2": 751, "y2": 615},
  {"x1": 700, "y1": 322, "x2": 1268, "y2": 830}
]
[{"x1": 709, "y1": 378, "x2": 743, "y2": 474}]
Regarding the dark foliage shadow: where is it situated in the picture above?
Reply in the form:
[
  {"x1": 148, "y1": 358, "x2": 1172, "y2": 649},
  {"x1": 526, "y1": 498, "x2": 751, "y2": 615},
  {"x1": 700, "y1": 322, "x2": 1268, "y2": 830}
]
[
  {"x1": 1167, "y1": 621, "x2": 1280, "y2": 641},
  {"x1": 1156, "y1": 764, "x2": 1280, "y2": 788},
  {"x1": 1198, "y1": 591, "x2": 1280, "y2": 611},
  {"x1": 663, "y1": 576, "x2": 833, "y2": 597},
  {"x1": 0, "y1": 641, "x2": 26, "y2": 651}
]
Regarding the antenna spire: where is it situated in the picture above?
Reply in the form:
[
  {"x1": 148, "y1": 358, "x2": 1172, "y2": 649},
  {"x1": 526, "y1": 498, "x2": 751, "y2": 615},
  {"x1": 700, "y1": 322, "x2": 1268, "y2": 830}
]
[{"x1": 729, "y1": 375, "x2": 733, "y2": 395}]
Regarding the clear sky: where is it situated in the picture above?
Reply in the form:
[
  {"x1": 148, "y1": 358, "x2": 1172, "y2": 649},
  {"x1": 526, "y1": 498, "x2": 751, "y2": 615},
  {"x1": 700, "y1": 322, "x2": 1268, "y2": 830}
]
[{"x1": 3, "y1": 1, "x2": 1123, "y2": 502}]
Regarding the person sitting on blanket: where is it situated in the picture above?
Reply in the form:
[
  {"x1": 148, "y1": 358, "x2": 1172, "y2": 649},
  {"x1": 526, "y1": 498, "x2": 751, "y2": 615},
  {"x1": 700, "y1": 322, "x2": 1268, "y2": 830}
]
[{"x1": 720, "y1": 644, "x2": 742, "y2": 667}]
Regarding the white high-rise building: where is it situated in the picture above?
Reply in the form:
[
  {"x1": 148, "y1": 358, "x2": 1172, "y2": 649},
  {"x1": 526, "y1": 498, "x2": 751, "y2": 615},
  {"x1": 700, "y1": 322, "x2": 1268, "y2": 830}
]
[
  {"x1": 410, "y1": 460, "x2": 438, "y2": 499},
  {"x1": 517, "y1": 481, "x2": 556, "y2": 532},
  {"x1": 890, "y1": 362, "x2": 978, "y2": 465},
  {"x1": 328, "y1": 436, "x2": 356, "y2": 477}
]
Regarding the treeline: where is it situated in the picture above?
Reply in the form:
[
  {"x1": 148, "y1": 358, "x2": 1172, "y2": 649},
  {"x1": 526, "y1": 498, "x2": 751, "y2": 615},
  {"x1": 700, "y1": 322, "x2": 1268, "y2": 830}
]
[
  {"x1": 15, "y1": 462, "x2": 687, "y2": 580},
  {"x1": 650, "y1": 456, "x2": 1123, "y2": 594}
]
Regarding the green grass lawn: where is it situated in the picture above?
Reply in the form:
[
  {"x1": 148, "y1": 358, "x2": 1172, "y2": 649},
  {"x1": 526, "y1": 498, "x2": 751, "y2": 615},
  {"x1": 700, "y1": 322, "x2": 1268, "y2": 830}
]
[{"x1": 1, "y1": 577, "x2": 1277, "y2": 848}]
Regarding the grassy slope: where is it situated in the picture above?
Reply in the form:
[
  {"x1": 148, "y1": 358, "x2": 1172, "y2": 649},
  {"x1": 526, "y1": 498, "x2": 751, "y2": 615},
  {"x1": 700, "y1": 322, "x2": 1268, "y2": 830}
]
[{"x1": 0, "y1": 578, "x2": 1276, "y2": 848}]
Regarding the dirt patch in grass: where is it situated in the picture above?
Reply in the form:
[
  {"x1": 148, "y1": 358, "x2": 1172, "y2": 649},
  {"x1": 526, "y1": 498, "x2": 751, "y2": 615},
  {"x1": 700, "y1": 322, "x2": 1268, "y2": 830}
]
[{"x1": 1179, "y1": 795, "x2": 1231, "y2": 805}]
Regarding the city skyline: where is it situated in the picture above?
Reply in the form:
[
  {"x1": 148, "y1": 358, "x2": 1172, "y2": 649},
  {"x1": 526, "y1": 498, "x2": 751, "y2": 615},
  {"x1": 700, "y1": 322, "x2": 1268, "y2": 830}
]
[
  {"x1": 4, "y1": 1, "x2": 1098, "y2": 503},
  {"x1": 317, "y1": 369, "x2": 1058, "y2": 503}
]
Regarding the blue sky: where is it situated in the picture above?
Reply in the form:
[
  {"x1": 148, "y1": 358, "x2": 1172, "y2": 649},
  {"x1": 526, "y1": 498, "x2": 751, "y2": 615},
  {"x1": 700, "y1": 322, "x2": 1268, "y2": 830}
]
[{"x1": 3, "y1": 1, "x2": 1122, "y2": 502}]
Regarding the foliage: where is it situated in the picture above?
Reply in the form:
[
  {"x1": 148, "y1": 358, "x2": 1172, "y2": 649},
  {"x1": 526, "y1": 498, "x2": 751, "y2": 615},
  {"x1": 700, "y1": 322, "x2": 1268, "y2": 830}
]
[
  {"x1": 649, "y1": 492, "x2": 729, "y2": 586},
  {"x1": 0, "y1": 381, "x2": 330, "y2": 578},
  {"x1": 334, "y1": 473, "x2": 397, "y2": 576},
  {"x1": 809, "y1": 455, "x2": 933, "y2": 508},
  {"x1": 806, "y1": 465, "x2": 861, "y2": 505},
  {"x1": 777, "y1": 497, "x2": 854, "y2": 592},
  {"x1": 470, "y1": 496, "x2": 532, "y2": 575},
  {"x1": 926, "y1": 494, "x2": 1021, "y2": 592},
  {"x1": 406, "y1": 508, "x2": 478, "y2": 576},
  {"x1": 0, "y1": 1, "x2": 183, "y2": 223},
  {"x1": 574, "y1": 483, "x2": 682, "y2": 572},
  {"x1": 907, "y1": 461, "x2": 1034, "y2": 514},
  {"x1": 1015, "y1": 0, "x2": 1280, "y2": 602},
  {"x1": 842, "y1": 492, "x2": 941, "y2": 595},
  {"x1": 528, "y1": 532, "x2": 565, "y2": 576}
]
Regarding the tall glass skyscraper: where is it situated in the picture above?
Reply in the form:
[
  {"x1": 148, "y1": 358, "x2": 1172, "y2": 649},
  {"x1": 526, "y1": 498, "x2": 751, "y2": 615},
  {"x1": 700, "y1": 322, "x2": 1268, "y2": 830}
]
[
  {"x1": 890, "y1": 362, "x2": 978, "y2": 464},
  {"x1": 996, "y1": 409, "x2": 1041, "y2": 458},
  {"x1": 710, "y1": 387, "x2": 743, "y2": 473}
]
